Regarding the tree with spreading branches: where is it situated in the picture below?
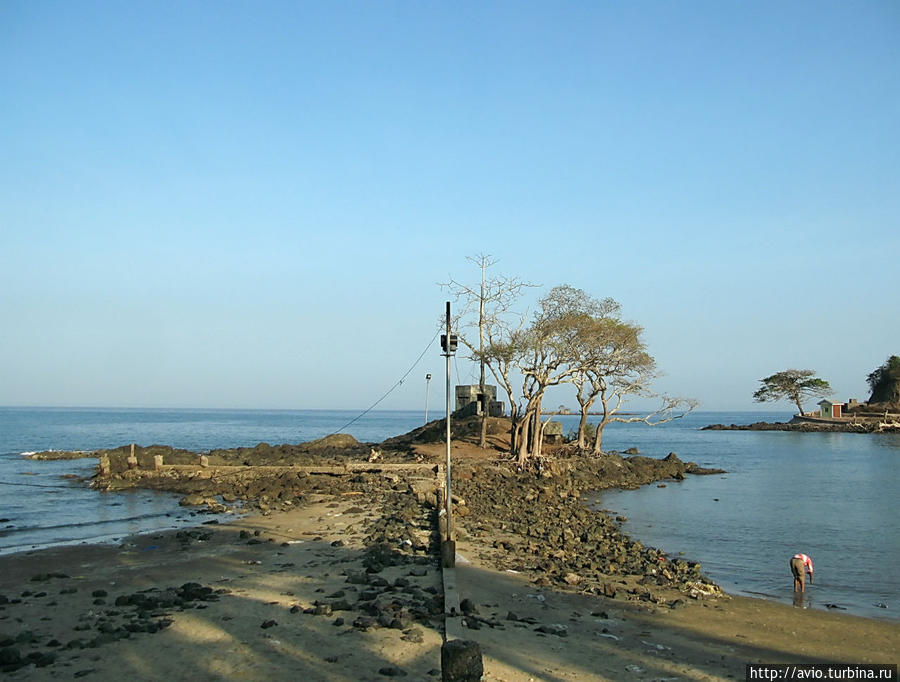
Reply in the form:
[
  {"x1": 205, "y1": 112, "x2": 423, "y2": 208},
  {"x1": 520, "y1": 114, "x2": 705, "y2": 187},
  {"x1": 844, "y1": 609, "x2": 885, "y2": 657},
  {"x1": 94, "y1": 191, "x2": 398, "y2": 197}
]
[
  {"x1": 753, "y1": 369, "x2": 832, "y2": 415},
  {"x1": 507, "y1": 285, "x2": 694, "y2": 461},
  {"x1": 569, "y1": 308, "x2": 696, "y2": 453}
]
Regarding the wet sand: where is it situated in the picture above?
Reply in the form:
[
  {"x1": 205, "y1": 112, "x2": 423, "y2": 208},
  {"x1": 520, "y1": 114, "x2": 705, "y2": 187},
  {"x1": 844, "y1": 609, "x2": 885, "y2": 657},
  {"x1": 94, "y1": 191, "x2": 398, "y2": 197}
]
[{"x1": 1, "y1": 492, "x2": 897, "y2": 680}]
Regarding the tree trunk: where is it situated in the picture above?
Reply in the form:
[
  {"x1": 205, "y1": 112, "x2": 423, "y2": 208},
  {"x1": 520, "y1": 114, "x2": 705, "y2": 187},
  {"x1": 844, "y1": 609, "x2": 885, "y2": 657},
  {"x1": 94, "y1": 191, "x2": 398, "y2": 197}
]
[
  {"x1": 592, "y1": 421, "x2": 604, "y2": 454},
  {"x1": 577, "y1": 409, "x2": 588, "y2": 449},
  {"x1": 795, "y1": 399, "x2": 804, "y2": 416},
  {"x1": 516, "y1": 410, "x2": 531, "y2": 465},
  {"x1": 592, "y1": 409, "x2": 610, "y2": 454},
  {"x1": 509, "y1": 405, "x2": 519, "y2": 454},
  {"x1": 479, "y1": 400, "x2": 488, "y2": 448},
  {"x1": 532, "y1": 396, "x2": 543, "y2": 461},
  {"x1": 478, "y1": 262, "x2": 487, "y2": 449}
]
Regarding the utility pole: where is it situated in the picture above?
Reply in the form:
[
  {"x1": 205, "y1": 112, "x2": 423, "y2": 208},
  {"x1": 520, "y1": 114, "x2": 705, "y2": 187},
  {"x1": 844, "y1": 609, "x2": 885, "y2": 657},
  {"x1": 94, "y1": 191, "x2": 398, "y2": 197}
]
[
  {"x1": 440, "y1": 301, "x2": 457, "y2": 568},
  {"x1": 424, "y1": 373, "x2": 432, "y2": 425}
]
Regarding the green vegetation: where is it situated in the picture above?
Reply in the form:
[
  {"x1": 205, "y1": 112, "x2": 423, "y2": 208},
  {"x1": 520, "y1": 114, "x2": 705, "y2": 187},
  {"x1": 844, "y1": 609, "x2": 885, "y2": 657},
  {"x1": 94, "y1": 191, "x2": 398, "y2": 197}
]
[
  {"x1": 867, "y1": 355, "x2": 900, "y2": 404},
  {"x1": 752, "y1": 369, "x2": 832, "y2": 415}
]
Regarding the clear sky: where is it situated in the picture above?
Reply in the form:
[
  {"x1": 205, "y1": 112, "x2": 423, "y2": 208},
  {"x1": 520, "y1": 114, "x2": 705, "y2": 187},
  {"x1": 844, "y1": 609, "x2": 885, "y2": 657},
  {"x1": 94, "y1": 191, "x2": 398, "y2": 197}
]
[{"x1": 1, "y1": 1, "x2": 898, "y2": 412}]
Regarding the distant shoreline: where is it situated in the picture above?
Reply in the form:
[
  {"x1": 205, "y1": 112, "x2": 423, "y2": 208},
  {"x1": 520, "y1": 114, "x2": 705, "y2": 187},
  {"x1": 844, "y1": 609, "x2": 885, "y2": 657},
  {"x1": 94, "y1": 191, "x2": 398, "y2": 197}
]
[{"x1": 702, "y1": 416, "x2": 900, "y2": 434}]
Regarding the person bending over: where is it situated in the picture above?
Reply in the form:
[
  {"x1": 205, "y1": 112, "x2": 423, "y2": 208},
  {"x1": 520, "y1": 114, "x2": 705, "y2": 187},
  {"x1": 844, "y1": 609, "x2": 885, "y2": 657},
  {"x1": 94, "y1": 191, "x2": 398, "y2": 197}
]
[{"x1": 791, "y1": 553, "x2": 814, "y2": 592}]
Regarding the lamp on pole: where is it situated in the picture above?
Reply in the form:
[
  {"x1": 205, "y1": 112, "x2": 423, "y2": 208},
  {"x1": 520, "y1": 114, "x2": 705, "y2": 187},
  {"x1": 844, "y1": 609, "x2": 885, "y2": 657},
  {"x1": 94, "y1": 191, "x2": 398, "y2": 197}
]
[
  {"x1": 440, "y1": 301, "x2": 458, "y2": 568},
  {"x1": 424, "y1": 373, "x2": 432, "y2": 425}
]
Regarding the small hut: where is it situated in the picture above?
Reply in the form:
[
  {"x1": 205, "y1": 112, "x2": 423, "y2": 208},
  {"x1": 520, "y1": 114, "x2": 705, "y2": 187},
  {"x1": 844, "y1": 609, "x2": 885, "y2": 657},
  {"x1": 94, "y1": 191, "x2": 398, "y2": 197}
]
[{"x1": 818, "y1": 400, "x2": 843, "y2": 419}]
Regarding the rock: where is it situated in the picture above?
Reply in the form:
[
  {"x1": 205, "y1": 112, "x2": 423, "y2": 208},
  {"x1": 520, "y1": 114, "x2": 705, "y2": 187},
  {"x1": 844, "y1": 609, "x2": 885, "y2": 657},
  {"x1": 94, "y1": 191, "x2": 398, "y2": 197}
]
[
  {"x1": 441, "y1": 639, "x2": 483, "y2": 682},
  {"x1": 0, "y1": 647, "x2": 21, "y2": 665},
  {"x1": 346, "y1": 572, "x2": 370, "y2": 585},
  {"x1": 352, "y1": 616, "x2": 377, "y2": 630},
  {"x1": 687, "y1": 581, "x2": 723, "y2": 599},
  {"x1": 401, "y1": 627, "x2": 424, "y2": 643},
  {"x1": 378, "y1": 666, "x2": 407, "y2": 677},
  {"x1": 305, "y1": 434, "x2": 360, "y2": 450},
  {"x1": 30, "y1": 572, "x2": 69, "y2": 582},
  {"x1": 260, "y1": 620, "x2": 278, "y2": 629},
  {"x1": 535, "y1": 623, "x2": 568, "y2": 637},
  {"x1": 459, "y1": 599, "x2": 479, "y2": 615}
]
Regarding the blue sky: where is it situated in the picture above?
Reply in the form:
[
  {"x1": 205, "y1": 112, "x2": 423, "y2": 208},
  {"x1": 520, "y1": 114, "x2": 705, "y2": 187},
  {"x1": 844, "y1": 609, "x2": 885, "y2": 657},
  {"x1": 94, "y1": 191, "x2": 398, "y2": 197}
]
[{"x1": 1, "y1": 1, "x2": 898, "y2": 411}]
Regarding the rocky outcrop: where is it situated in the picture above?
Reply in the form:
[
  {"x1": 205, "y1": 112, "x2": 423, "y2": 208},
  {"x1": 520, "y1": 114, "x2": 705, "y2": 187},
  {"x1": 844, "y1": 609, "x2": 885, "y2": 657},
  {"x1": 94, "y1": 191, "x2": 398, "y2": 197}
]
[
  {"x1": 702, "y1": 419, "x2": 889, "y2": 433},
  {"x1": 453, "y1": 453, "x2": 722, "y2": 604}
]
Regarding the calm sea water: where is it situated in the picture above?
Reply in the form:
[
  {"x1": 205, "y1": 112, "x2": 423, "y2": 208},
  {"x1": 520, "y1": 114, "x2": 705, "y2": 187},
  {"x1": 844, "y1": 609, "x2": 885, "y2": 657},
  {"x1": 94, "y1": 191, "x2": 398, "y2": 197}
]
[
  {"x1": 1, "y1": 407, "x2": 897, "y2": 622},
  {"x1": 0, "y1": 408, "x2": 423, "y2": 556},
  {"x1": 572, "y1": 412, "x2": 900, "y2": 623}
]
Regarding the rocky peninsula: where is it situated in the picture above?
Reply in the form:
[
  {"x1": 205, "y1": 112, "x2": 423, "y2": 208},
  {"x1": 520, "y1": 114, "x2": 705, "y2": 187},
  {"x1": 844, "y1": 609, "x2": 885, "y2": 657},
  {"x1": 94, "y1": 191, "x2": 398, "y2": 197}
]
[
  {"x1": 4, "y1": 416, "x2": 897, "y2": 679},
  {"x1": 702, "y1": 416, "x2": 900, "y2": 433}
]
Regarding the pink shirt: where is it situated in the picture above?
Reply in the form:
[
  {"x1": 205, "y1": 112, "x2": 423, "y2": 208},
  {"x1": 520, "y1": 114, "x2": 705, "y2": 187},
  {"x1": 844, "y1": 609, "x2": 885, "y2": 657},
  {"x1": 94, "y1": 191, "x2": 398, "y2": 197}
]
[{"x1": 793, "y1": 553, "x2": 814, "y2": 572}]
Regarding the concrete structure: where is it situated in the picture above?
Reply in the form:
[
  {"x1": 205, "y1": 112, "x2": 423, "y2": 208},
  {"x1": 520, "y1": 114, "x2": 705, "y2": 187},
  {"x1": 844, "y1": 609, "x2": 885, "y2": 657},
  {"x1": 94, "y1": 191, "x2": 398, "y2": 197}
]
[
  {"x1": 543, "y1": 420, "x2": 563, "y2": 444},
  {"x1": 818, "y1": 400, "x2": 843, "y2": 419},
  {"x1": 454, "y1": 385, "x2": 504, "y2": 417}
]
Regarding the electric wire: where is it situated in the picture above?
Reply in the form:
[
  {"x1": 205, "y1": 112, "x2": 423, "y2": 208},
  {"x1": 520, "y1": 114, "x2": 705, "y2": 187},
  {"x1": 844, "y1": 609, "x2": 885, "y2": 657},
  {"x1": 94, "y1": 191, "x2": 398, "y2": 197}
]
[{"x1": 327, "y1": 328, "x2": 442, "y2": 437}]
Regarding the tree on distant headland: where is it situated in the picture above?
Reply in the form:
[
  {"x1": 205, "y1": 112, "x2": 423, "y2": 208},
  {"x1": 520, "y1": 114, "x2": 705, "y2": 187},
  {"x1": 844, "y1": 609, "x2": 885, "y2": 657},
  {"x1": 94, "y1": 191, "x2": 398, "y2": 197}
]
[
  {"x1": 753, "y1": 369, "x2": 832, "y2": 415},
  {"x1": 866, "y1": 355, "x2": 900, "y2": 404}
]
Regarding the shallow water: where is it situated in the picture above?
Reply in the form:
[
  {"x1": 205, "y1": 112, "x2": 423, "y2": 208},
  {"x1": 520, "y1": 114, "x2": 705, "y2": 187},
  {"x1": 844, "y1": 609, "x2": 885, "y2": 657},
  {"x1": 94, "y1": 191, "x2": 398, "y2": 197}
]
[
  {"x1": 583, "y1": 415, "x2": 900, "y2": 622},
  {"x1": 1, "y1": 407, "x2": 897, "y2": 622},
  {"x1": 0, "y1": 407, "x2": 424, "y2": 555}
]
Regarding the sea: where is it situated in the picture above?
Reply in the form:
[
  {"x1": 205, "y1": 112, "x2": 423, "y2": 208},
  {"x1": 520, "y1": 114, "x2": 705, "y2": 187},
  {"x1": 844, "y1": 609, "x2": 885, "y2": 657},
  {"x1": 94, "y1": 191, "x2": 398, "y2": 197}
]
[{"x1": 1, "y1": 407, "x2": 897, "y2": 622}]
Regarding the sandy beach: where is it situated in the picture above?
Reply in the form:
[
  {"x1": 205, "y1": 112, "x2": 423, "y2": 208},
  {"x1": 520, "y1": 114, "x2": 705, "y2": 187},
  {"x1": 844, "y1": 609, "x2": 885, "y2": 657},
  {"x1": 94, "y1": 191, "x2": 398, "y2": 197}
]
[
  {"x1": 0, "y1": 495, "x2": 445, "y2": 680},
  {"x1": 2, "y1": 496, "x2": 898, "y2": 680},
  {"x1": 2, "y1": 424, "x2": 898, "y2": 680}
]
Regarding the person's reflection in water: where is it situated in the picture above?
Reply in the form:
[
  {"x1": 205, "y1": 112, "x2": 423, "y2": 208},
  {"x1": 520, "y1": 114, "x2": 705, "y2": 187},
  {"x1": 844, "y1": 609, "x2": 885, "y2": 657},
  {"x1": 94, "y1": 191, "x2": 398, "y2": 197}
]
[{"x1": 793, "y1": 590, "x2": 812, "y2": 609}]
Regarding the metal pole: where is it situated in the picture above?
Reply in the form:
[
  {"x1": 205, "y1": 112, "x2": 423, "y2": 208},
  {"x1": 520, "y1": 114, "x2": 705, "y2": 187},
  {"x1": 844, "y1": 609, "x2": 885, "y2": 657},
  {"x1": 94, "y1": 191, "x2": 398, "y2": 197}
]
[
  {"x1": 425, "y1": 373, "x2": 432, "y2": 425},
  {"x1": 444, "y1": 301, "x2": 453, "y2": 545}
]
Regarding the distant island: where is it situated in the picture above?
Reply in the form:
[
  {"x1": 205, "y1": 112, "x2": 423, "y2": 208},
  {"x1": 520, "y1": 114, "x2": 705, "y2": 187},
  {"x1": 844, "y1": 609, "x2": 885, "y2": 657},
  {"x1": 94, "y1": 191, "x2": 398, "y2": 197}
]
[{"x1": 704, "y1": 400, "x2": 900, "y2": 433}]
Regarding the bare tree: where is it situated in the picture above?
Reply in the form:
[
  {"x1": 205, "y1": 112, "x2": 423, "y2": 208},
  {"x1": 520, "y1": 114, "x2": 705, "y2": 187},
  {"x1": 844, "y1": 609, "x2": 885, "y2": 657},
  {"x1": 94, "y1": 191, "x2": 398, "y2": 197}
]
[
  {"x1": 481, "y1": 319, "x2": 528, "y2": 452},
  {"x1": 441, "y1": 255, "x2": 535, "y2": 448},
  {"x1": 568, "y1": 310, "x2": 695, "y2": 453}
]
